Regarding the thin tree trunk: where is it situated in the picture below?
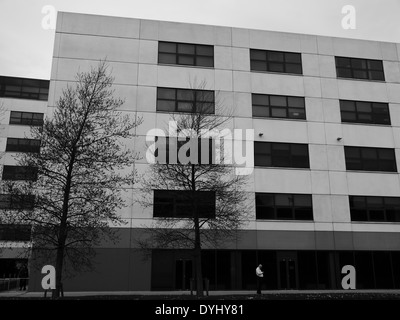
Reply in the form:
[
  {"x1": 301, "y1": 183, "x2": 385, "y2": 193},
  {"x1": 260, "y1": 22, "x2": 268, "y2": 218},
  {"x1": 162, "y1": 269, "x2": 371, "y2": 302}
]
[
  {"x1": 194, "y1": 218, "x2": 203, "y2": 298},
  {"x1": 52, "y1": 146, "x2": 76, "y2": 298},
  {"x1": 191, "y1": 164, "x2": 203, "y2": 297},
  {"x1": 53, "y1": 230, "x2": 66, "y2": 298}
]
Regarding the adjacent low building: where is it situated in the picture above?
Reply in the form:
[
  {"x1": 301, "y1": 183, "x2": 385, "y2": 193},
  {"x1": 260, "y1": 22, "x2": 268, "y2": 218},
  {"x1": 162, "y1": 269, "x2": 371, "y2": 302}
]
[{"x1": 0, "y1": 76, "x2": 48, "y2": 281}]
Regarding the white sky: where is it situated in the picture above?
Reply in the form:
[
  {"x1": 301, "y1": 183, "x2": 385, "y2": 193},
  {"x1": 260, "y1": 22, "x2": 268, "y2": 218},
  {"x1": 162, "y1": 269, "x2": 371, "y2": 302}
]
[{"x1": 0, "y1": 0, "x2": 399, "y2": 79}]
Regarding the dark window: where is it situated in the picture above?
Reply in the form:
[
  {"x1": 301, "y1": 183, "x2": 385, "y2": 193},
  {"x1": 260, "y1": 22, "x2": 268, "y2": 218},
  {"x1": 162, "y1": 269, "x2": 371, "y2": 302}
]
[
  {"x1": 2, "y1": 166, "x2": 38, "y2": 181},
  {"x1": 157, "y1": 87, "x2": 214, "y2": 114},
  {"x1": 354, "y1": 251, "x2": 375, "y2": 289},
  {"x1": 335, "y1": 57, "x2": 385, "y2": 81},
  {"x1": 0, "y1": 76, "x2": 49, "y2": 101},
  {"x1": 0, "y1": 224, "x2": 31, "y2": 241},
  {"x1": 252, "y1": 94, "x2": 305, "y2": 119},
  {"x1": 340, "y1": 100, "x2": 390, "y2": 125},
  {"x1": 5, "y1": 138, "x2": 40, "y2": 153},
  {"x1": 158, "y1": 41, "x2": 214, "y2": 67},
  {"x1": 154, "y1": 137, "x2": 215, "y2": 165},
  {"x1": 344, "y1": 146, "x2": 397, "y2": 172},
  {"x1": 373, "y1": 252, "x2": 394, "y2": 289},
  {"x1": 349, "y1": 196, "x2": 400, "y2": 222},
  {"x1": 153, "y1": 190, "x2": 215, "y2": 218},
  {"x1": 256, "y1": 193, "x2": 313, "y2": 220},
  {"x1": 254, "y1": 142, "x2": 309, "y2": 168},
  {"x1": 0, "y1": 194, "x2": 35, "y2": 210},
  {"x1": 10, "y1": 111, "x2": 44, "y2": 126},
  {"x1": 250, "y1": 49, "x2": 302, "y2": 75},
  {"x1": 298, "y1": 251, "x2": 318, "y2": 289}
]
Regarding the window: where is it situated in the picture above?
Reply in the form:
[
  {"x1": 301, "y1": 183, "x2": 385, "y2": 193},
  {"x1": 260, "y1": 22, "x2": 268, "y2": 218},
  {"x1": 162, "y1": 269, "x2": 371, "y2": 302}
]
[
  {"x1": 256, "y1": 193, "x2": 313, "y2": 220},
  {"x1": 10, "y1": 111, "x2": 44, "y2": 126},
  {"x1": 252, "y1": 94, "x2": 305, "y2": 119},
  {"x1": 250, "y1": 49, "x2": 302, "y2": 74},
  {"x1": 344, "y1": 146, "x2": 397, "y2": 172},
  {"x1": 158, "y1": 41, "x2": 214, "y2": 67},
  {"x1": 154, "y1": 137, "x2": 215, "y2": 165},
  {"x1": 0, "y1": 224, "x2": 31, "y2": 241},
  {"x1": 153, "y1": 190, "x2": 215, "y2": 218},
  {"x1": 6, "y1": 138, "x2": 40, "y2": 153},
  {"x1": 0, "y1": 76, "x2": 49, "y2": 101},
  {"x1": 349, "y1": 196, "x2": 400, "y2": 222},
  {"x1": 335, "y1": 57, "x2": 385, "y2": 81},
  {"x1": 157, "y1": 87, "x2": 215, "y2": 113},
  {"x1": 0, "y1": 194, "x2": 35, "y2": 210},
  {"x1": 2, "y1": 166, "x2": 38, "y2": 181},
  {"x1": 340, "y1": 100, "x2": 390, "y2": 125},
  {"x1": 254, "y1": 142, "x2": 309, "y2": 168}
]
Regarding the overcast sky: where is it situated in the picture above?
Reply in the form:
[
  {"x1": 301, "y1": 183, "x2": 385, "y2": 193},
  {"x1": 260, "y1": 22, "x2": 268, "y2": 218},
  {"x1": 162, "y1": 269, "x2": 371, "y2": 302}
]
[{"x1": 0, "y1": 0, "x2": 399, "y2": 79}]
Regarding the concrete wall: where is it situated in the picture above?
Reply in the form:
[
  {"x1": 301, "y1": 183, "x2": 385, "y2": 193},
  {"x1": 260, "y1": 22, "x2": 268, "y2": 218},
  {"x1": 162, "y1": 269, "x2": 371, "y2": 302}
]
[
  {"x1": 0, "y1": 97, "x2": 48, "y2": 166},
  {"x1": 28, "y1": 248, "x2": 151, "y2": 292},
  {"x1": 49, "y1": 12, "x2": 400, "y2": 239}
]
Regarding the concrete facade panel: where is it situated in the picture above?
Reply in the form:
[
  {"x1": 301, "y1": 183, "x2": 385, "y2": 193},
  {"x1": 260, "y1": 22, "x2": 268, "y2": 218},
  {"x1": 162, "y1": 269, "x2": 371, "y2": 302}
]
[
  {"x1": 309, "y1": 144, "x2": 328, "y2": 170},
  {"x1": 342, "y1": 125, "x2": 394, "y2": 148},
  {"x1": 253, "y1": 169, "x2": 312, "y2": 194},
  {"x1": 302, "y1": 54, "x2": 320, "y2": 77},
  {"x1": 58, "y1": 33, "x2": 140, "y2": 62},
  {"x1": 58, "y1": 12, "x2": 140, "y2": 38},
  {"x1": 52, "y1": 57, "x2": 138, "y2": 85},
  {"x1": 139, "y1": 40, "x2": 158, "y2": 64},
  {"x1": 337, "y1": 80, "x2": 388, "y2": 102},
  {"x1": 214, "y1": 46, "x2": 233, "y2": 70},
  {"x1": 305, "y1": 98, "x2": 324, "y2": 122},
  {"x1": 251, "y1": 73, "x2": 304, "y2": 96},
  {"x1": 253, "y1": 119, "x2": 308, "y2": 143},
  {"x1": 249, "y1": 30, "x2": 301, "y2": 52},
  {"x1": 313, "y1": 194, "x2": 333, "y2": 222},
  {"x1": 346, "y1": 172, "x2": 400, "y2": 196},
  {"x1": 380, "y1": 42, "x2": 399, "y2": 61},
  {"x1": 333, "y1": 38, "x2": 382, "y2": 59}
]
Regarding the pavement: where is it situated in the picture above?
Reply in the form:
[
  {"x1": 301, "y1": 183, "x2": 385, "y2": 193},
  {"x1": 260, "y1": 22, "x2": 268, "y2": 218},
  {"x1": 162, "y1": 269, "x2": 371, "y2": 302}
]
[{"x1": 1, "y1": 288, "x2": 400, "y2": 298}]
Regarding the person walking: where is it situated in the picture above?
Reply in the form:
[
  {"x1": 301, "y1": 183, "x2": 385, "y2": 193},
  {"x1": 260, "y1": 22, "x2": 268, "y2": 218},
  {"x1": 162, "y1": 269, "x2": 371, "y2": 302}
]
[
  {"x1": 18, "y1": 263, "x2": 29, "y2": 291},
  {"x1": 256, "y1": 264, "x2": 264, "y2": 294}
]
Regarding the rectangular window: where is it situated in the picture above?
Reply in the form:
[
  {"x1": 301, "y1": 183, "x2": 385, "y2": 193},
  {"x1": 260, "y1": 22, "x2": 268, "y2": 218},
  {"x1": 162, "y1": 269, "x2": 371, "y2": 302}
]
[
  {"x1": 344, "y1": 146, "x2": 397, "y2": 172},
  {"x1": 349, "y1": 196, "x2": 400, "y2": 222},
  {"x1": 154, "y1": 137, "x2": 215, "y2": 165},
  {"x1": 256, "y1": 193, "x2": 313, "y2": 220},
  {"x1": 10, "y1": 111, "x2": 44, "y2": 126},
  {"x1": 250, "y1": 49, "x2": 302, "y2": 74},
  {"x1": 335, "y1": 57, "x2": 385, "y2": 81},
  {"x1": 0, "y1": 76, "x2": 49, "y2": 101},
  {"x1": 0, "y1": 224, "x2": 31, "y2": 241},
  {"x1": 158, "y1": 41, "x2": 214, "y2": 67},
  {"x1": 5, "y1": 138, "x2": 40, "y2": 153},
  {"x1": 340, "y1": 100, "x2": 390, "y2": 125},
  {"x1": 0, "y1": 194, "x2": 35, "y2": 210},
  {"x1": 252, "y1": 93, "x2": 306, "y2": 119},
  {"x1": 157, "y1": 87, "x2": 215, "y2": 114},
  {"x1": 153, "y1": 190, "x2": 215, "y2": 218},
  {"x1": 254, "y1": 142, "x2": 309, "y2": 168},
  {"x1": 2, "y1": 165, "x2": 38, "y2": 181}
]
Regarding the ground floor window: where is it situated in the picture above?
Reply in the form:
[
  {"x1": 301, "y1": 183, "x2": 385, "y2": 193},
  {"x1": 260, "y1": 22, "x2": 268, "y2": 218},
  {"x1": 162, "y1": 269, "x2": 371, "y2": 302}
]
[{"x1": 151, "y1": 249, "x2": 400, "y2": 290}]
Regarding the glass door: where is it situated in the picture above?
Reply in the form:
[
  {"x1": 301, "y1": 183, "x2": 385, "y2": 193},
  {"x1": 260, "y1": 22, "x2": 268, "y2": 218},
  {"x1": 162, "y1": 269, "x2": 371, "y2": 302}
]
[
  {"x1": 175, "y1": 259, "x2": 193, "y2": 290},
  {"x1": 277, "y1": 252, "x2": 298, "y2": 289}
]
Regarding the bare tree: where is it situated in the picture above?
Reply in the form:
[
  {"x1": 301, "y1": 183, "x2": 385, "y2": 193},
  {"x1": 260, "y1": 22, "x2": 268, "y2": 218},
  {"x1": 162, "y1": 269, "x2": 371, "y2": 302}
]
[
  {"x1": 138, "y1": 80, "x2": 252, "y2": 297},
  {"x1": 0, "y1": 62, "x2": 142, "y2": 298}
]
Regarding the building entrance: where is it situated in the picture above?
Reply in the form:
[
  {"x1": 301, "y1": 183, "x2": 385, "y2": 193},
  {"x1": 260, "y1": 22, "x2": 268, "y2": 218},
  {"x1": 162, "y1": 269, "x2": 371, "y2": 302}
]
[
  {"x1": 175, "y1": 259, "x2": 192, "y2": 290},
  {"x1": 277, "y1": 252, "x2": 298, "y2": 289}
]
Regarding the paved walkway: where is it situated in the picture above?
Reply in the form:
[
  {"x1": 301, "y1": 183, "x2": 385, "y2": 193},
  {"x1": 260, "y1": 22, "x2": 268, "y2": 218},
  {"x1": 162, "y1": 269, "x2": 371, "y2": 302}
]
[{"x1": 1, "y1": 288, "x2": 400, "y2": 298}]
